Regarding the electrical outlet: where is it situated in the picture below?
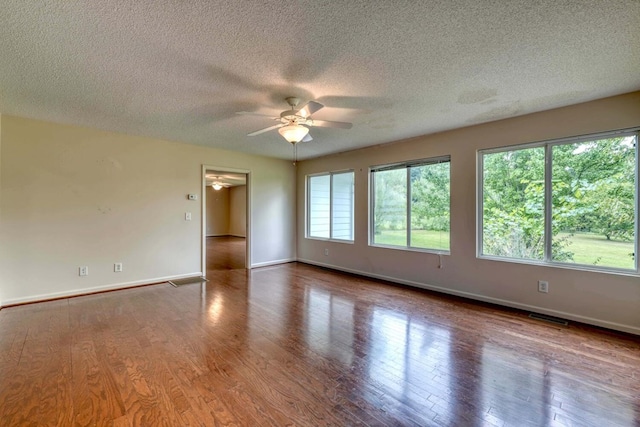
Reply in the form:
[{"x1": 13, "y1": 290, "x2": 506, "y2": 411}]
[
  {"x1": 538, "y1": 280, "x2": 549, "y2": 293},
  {"x1": 79, "y1": 266, "x2": 88, "y2": 276},
  {"x1": 114, "y1": 262, "x2": 123, "y2": 272},
  {"x1": 324, "y1": 248, "x2": 329, "y2": 256}
]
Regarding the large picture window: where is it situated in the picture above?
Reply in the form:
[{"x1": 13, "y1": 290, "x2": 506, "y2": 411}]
[
  {"x1": 479, "y1": 130, "x2": 638, "y2": 272},
  {"x1": 307, "y1": 171, "x2": 354, "y2": 241},
  {"x1": 371, "y1": 156, "x2": 450, "y2": 252}
]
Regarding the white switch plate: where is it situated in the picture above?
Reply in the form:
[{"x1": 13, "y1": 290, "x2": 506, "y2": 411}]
[{"x1": 185, "y1": 212, "x2": 192, "y2": 221}]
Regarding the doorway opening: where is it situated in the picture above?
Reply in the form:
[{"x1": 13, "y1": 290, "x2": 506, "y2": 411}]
[{"x1": 202, "y1": 166, "x2": 250, "y2": 273}]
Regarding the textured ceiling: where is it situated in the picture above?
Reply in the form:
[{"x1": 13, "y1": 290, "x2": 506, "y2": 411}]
[{"x1": 1, "y1": 1, "x2": 639, "y2": 160}]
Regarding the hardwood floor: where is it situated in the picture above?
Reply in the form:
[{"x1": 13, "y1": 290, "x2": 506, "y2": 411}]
[
  {"x1": 206, "y1": 236, "x2": 246, "y2": 270},
  {"x1": 1, "y1": 240, "x2": 639, "y2": 425}
]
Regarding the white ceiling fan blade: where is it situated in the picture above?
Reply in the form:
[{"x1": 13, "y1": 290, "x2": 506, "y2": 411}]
[
  {"x1": 308, "y1": 119, "x2": 353, "y2": 129},
  {"x1": 301, "y1": 133, "x2": 313, "y2": 143},
  {"x1": 247, "y1": 123, "x2": 284, "y2": 136},
  {"x1": 296, "y1": 101, "x2": 324, "y2": 118}
]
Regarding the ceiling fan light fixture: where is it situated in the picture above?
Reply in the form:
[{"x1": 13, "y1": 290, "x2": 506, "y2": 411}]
[
  {"x1": 278, "y1": 124, "x2": 309, "y2": 144},
  {"x1": 212, "y1": 183, "x2": 223, "y2": 191}
]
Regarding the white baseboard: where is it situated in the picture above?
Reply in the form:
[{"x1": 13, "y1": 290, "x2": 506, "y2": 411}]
[
  {"x1": 297, "y1": 258, "x2": 640, "y2": 336},
  {"x1": 1, "y1": 272, "x2": 203, "y2": 307},
  {"x1": 251, "y1": 258, "x2": 296, "y2": 268}
]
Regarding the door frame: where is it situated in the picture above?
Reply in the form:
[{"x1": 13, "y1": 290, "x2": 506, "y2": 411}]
[{"x1": 201, "y1": 164, "x2": 251, "y2": 274}]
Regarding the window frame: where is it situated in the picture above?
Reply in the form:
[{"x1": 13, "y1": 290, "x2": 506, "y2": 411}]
[
  {"x1": 369, "y1": 155, "x2": 451, "y2": 254},
  {"x1": 306, "y1": 169, "x2": 355, "y2": 242},
  {"x1": 477, "y1": 128, "x2": 639, "y2": 275}
]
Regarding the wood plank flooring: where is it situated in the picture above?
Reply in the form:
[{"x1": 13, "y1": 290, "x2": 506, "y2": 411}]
[
  {"x1": 207, "y1": 236, "x2": 245, "y2": 270},
  {"x1": 1, "y1": 238, "x2": 639, "y2": 425}
]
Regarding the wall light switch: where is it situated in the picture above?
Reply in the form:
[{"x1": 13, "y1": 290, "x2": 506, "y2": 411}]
[{"x1": 185, "y1": 212, "x2": 192, "y2": 221}]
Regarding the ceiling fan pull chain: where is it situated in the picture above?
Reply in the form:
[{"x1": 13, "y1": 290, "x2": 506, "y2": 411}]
[{"x1": 293, "y1": 143, "x2": 297, "y2": 166}]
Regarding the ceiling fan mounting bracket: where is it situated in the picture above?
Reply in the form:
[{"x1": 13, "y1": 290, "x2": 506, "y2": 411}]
[
  {"x1": 281, "y1": 97, "x2": 304, "y2": 123},
  {"x1": 285, "y1": 97, "x2": 300, "y2": 108}
]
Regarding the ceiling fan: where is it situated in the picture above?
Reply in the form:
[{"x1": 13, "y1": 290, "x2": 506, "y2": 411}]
[
  {"x1": 208, "y1": 176, "x2": 231, "y2": 191},
  {"x1": 244, "y1": 97, "x2": 352, "y2": 144}
]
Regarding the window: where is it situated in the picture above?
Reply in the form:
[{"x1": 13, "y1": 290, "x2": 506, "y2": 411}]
[
  {"x1": 479, "y1": 130, "x2": 638, "y2": 272},
  {"x1": 307, "y1": 171, "x2": 354, "y2": 241},
  {"x1": 371, "y1": 156, "x2": 450, "y2": 252}
]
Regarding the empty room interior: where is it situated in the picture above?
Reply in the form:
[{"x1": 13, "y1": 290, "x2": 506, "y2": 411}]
[{"x1": 1, "y1": 1, "x2": 639, "y2": 426}]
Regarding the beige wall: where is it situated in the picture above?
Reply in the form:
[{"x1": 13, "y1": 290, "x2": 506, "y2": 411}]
[
  {"x1": 229, "y1": 185, "x2": 247, "y2": 237},
  {"x1": 206, "y1": 186, "x2": 230, "y2": 236},
  {"x1": 296, "y1": 92, "x2": 640, "y2": 334},
  {"x1": 0, "y1": 116, "x2": 295, "y2": 305},
  {"x1": 204, "y1": 185, "x2": 246, "y2": 237},
  {"x1": 0, "y1": 114, "x2": 2, "y2": 308}
]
